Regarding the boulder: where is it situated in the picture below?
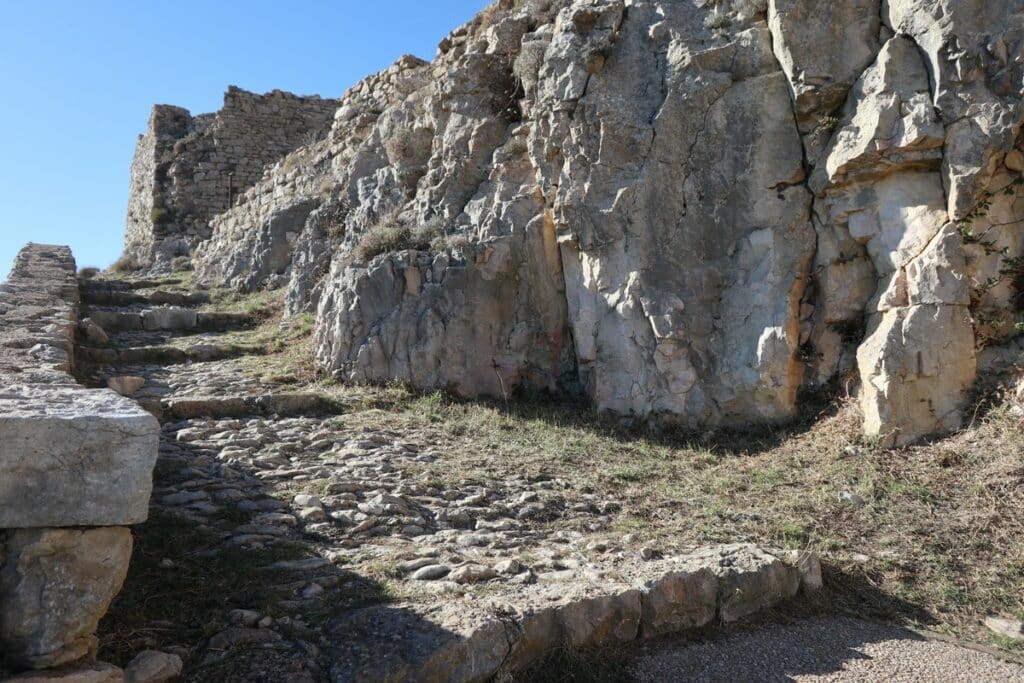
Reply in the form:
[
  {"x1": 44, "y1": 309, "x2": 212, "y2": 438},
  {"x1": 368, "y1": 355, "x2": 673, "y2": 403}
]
[
  {"x1": 0, "y1": 528, "x2": 133, "y2": 669},
  {"x1": 124, "y1": 651, "x2": 183, "y2": 683}
]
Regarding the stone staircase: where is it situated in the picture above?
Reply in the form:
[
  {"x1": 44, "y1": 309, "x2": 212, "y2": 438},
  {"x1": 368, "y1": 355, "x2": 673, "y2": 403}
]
[{"x1": 76, "y1": 279, "x2": 341, "y2": 423}]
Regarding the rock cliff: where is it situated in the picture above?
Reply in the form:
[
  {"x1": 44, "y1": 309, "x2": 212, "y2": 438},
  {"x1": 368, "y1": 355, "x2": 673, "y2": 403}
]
[{"x1": 123, "y1": 0, "x2": 1024, "y2": 446}]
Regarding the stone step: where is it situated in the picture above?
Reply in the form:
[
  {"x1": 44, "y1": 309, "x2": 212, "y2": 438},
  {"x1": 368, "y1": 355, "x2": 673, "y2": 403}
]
[
  {"x1": 85, "y1": 308, "x2": 257, "y2": 333},
  {"x1": 328, "y1": 545, "x2": 822, "y2": 681},
  {"x1": 78, "y1": 341, "x2": 267, "y2": 366},
  {"x1": 80, "y1": 288, "x2": 210, "y2": 307},
  {"x1": 80, "y1": 277, "x2": 184, "y2": 291},
  {"x1": 146, "y1": 392, "x2": 345, "y2": 421}
]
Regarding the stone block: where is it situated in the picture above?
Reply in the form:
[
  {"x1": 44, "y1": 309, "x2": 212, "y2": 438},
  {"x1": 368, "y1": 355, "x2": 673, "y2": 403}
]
[
  {"x1": 703, "y1": 544, "x2": 801, "y2": 622},
  {"x1": 639, "y1": 566, "x2": 718, "y2": 637},
  {"x1": 0, "y1": 528, "x2": 132, "y2": 669},
  {"x1": 141, "y1": 308, "x2": 197, "y2": 331},
  {"x1": 124, "y1": 650, "x2": 183, "y2": 683},
  {"x1": 0, "y1": 385, "x2": 159, "y2": 528}
]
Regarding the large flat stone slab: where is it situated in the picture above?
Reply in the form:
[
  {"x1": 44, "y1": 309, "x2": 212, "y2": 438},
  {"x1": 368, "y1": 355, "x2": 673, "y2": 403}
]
[{"x1": 0, "y1": 385, "x2": 159, "y2": 528}]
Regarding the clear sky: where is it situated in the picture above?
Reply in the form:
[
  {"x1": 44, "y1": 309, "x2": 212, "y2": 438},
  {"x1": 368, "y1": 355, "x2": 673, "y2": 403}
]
[{"x1": 0, "y1": 0, "x2": 489, "y2": 275}]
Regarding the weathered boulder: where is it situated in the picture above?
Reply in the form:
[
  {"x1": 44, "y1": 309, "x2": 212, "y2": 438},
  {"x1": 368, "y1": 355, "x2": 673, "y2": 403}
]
[
  {"x1": 768, "y1": 0, "x2": 881, "y2": 135},
  {"x1": 315, "y1": 233, "x2": 573, "y2": 397},
  {"x1": 638, "y1": 564, "x2": 719, "y2": 638},
  {"x1": 0, "y1": 385, "x2": 159, "y2": 528},
  {"x1": 0, "y1": 528, "x2": 133, "y2": 669}
]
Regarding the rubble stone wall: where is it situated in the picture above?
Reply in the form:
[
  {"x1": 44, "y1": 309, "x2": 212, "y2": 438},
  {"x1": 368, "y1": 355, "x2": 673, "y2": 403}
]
[{"x1": 124, "y1": 87, "x2": 339, "y2": 269}]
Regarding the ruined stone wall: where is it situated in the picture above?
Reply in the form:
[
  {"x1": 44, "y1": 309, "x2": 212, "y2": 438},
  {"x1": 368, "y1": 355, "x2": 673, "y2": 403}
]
[
  {"x1": 0, "y1": 244, "x2": 159, "y2": 675},
  {"x1": 124, "y1": 87, "x2": 339, "y2": 269}
]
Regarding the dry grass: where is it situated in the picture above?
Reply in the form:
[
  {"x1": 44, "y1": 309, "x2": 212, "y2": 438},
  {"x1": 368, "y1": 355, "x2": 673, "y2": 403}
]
[
  {"x1": 99, "y1": 276, "x2": 1024, "y2": 658},
  {"x1": 353, "y1": 215, "x2": 444, "y2": 262},
  {"x1": 327, "y1": 388, "x2": 1024, "y2": 651}
]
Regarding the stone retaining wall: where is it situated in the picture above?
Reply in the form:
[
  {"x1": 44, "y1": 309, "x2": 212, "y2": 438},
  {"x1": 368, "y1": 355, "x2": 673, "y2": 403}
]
[{"x1": 0, "y1": 244, "x2": 160, "y2": 676}]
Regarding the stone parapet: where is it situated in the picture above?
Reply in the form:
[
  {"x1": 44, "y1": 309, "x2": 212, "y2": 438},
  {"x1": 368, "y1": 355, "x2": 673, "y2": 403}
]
[{"x1": 0, "y1": 244, "x2": 159, "y2": 675}]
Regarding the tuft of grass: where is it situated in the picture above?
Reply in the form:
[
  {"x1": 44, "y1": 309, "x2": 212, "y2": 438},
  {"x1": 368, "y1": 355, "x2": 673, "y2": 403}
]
[
  {"x1": 110, "y1": 253, "x2": 139, "y2": 274},
  {"x1": 150, "y1": 207, "x2": 173, "y2": 225},
  {"x1": 704, "y1": 9, "x2": 733, "y2": 31},
  {"x1": 354, "y1": 215, "x2": 446, "y2": 262}
]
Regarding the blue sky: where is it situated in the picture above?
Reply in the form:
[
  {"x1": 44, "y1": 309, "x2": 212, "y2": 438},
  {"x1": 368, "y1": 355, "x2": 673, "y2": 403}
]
[{"x1": 0, "y1": 0, "x2": 489, "y2": 275}]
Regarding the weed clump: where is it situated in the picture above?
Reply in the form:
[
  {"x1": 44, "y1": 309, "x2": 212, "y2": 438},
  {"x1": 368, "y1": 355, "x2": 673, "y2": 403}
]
[{"x1": 354, "y1": 215, "x2": 447, "y2": 261}]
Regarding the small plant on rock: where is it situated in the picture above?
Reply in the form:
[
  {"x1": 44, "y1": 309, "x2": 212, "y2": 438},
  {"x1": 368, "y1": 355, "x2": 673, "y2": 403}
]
[
  {"x1": 704, "y1": 9, "x2": 733, "y2": 33},
  {"x1": 150, "y1": 207, "x2": 173, "y2": 225},
  {"x1": 110, "y1": 254, "x2": 138, "y2": 274}
]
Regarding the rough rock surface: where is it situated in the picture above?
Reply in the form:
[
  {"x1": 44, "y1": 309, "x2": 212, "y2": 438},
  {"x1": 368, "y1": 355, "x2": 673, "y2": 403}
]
[
  {"x1": 0, "y1": 245, "x2": 159, "y2": 678},
  {"x1": 0, "y1": 528, "x2": 133, "y2": 669},
  {"x1": 0, "y1": 245, "x2": 80, "y2": 385},
  {"x1": 0, "y1": 385, "x2": 159, "y2": 528},
  {"x1": 3, "y1": 661, "x2": 125, "y2": 683},
  {"x1": 121, "y1": 0, "x2": 1024, "y2": 443}
]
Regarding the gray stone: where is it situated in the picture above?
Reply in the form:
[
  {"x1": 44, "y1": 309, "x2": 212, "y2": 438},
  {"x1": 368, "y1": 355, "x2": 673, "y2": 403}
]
[
  {"x1": 0, "y1": 385, "x2": 159, "y2": 527},
  {"x1": 411, "y1": 564, "x2": 451, "y2": 581},
  {"x1": 984, "y1": 617, "x2": 1024, "y2": 641},
  {"x1": 0, "y1": 528, "x2": 133, "y2": 669},
  {"x1": 704, "y1": 544, "x2": 802, "y2": 622},
  {"x1": 639, "y1": 566, "x2": 718, "y2": 638},
  {"x1": 106, "y1": 376, "x2": 146, "y2": 397},
  {"x1": 79, "y1": 318, "x2": 109, "y2": 345},
  {"x1": 124, "y1": 650, "x2": 183, "y2": 683}
]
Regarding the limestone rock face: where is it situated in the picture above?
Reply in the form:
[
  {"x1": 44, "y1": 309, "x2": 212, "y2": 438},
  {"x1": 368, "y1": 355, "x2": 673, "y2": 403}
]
[
  {"x1": 0, "y1": 528, "x2": 133, "y2": 669},
  {"x1": 132, "y1": 0, "x2": 1024, "y2": 443},
  {"x1": 315, "y1": 234, "x2": 573, "y2": 397},
  {"x1": 0, "y1": 385, "x2": 159, "y2": 528},
  {"x1": 541, "y1": 3, "x2": 814, "y2": 424},
  {"x1": 768, "y1": 0, "x2": 881, "y2": 134}
]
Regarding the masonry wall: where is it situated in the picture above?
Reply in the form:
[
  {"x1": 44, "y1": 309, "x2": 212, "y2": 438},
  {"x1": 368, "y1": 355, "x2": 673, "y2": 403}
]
[
  {"x1": 124, "y1": 86, "x2": 339, "y2": 269},
  {"x1": 0, "y1": 244, "x2": 159, "y2": 675}
]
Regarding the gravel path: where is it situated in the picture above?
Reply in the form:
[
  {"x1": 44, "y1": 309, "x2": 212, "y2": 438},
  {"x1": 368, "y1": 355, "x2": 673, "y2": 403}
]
[{"x1": 630, "y1": 616, "x2": 1023, "y2": 682}]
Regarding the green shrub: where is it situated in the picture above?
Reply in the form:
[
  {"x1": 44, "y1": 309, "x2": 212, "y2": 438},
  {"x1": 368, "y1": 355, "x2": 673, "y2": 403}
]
[
  {"x1": 150, "y1": 207, "x2": 173, "y2": 225},
  {"x1": 78, "y1": 266, "x2": 100, "y2": 279}
]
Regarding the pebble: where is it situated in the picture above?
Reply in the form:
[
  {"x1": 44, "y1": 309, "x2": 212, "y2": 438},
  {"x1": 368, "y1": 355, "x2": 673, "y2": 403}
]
[
  {"x1": 411, "y1": 564, "x2": 451, "y2": 581},
  {"x1": 838, "y1": 490, "x2": 866, "y2": 507},
  {"x1": 449, "y1": 565, "x2": 497, "y2": 584}
]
